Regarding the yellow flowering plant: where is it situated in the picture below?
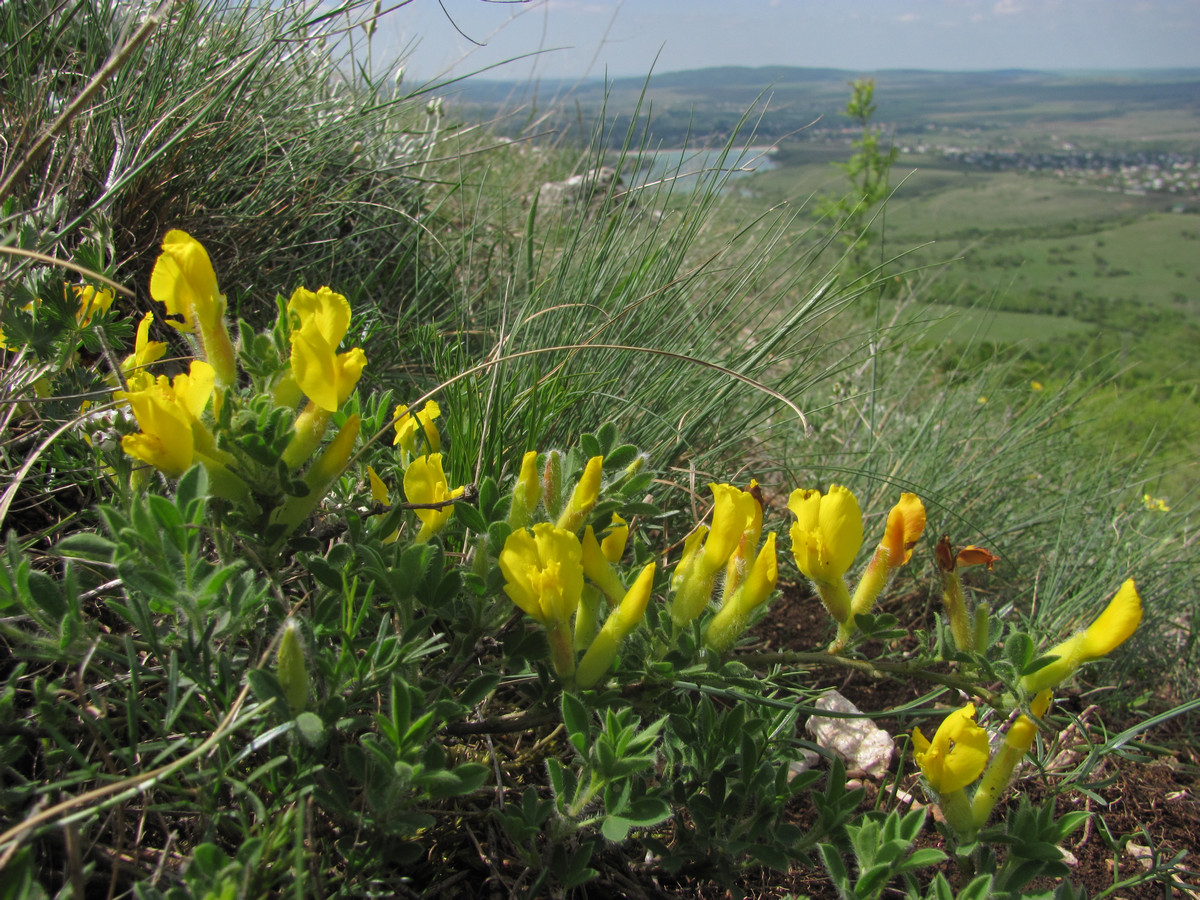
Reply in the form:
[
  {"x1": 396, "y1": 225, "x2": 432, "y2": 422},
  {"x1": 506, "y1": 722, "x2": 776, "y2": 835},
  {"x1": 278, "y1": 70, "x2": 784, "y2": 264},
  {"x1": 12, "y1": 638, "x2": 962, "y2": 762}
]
[
  {"x1": 65, "y1": 230, "x2": 375, "y2": 552},
  {"x1": 7, "y1": 233, "x2": 1161, "y2": 899}
]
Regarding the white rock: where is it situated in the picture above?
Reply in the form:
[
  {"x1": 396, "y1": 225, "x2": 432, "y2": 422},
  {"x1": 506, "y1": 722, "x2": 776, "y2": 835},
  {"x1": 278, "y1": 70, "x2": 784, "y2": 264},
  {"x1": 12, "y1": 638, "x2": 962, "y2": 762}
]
[{"x1": 805, "y1": 690, "x2": 895, "y2": 779}]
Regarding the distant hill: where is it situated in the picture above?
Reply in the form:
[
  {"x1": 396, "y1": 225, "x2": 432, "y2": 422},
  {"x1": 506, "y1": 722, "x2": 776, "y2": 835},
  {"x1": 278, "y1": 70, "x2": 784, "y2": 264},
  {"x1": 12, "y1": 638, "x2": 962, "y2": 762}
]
[{"x1": 438, "y1": 66, "x2": 1200, "y2": 151}]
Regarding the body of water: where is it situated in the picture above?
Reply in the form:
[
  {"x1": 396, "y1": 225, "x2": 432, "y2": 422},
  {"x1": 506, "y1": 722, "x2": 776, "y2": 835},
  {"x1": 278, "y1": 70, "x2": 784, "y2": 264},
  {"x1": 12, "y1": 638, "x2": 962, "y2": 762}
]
[{"x1": 621, "y1": 146, "x2": 778, "y2": 192}]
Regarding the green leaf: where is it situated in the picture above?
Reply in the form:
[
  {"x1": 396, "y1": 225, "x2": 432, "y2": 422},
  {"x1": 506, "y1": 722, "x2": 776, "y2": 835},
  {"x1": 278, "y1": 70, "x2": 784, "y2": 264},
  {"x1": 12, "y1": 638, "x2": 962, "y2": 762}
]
[
  {"x1": 1005, "y1": 632, "x2": 1035, "y2": 670},
  {"x1": 596, "y1": 422, "x2": 617, "y2": 454},
  {"x1": 1053, "y1": 811, "x2": 1090, "y2": 839},
  {"x1": 601, "y1": 815, "x2": 632, "y2": 842},
  {"x1": 296, "y1": 712, "x2": 326, "y2": 747},
  {"x1": 604, "y1": 443, "x2": 638, "y2": 470},
  {"x1": 958, "y1": 874, "x2": 994, "y2": 900},
  {"x1": 55, "y1": 532, "x2": 116, "y2": 562},
  {"x1": 853, "y1": 863, "x2": 891, "y2": 898},
  {"x1": 748, "y1": 844, "x2": 791, "y2": 872},
  {"x1": 925, "y1": 873, "x2": 954, "y2": 900},
  {"x1": 459, "y1": 674, "x2": 500, "y2": 708},
  {"x1": 546, "y1": 757, "x2": 565, "y2": 799},
  {"x1": 561, "y1": 692, "x2": 590, "y2": 755},
  {"x1": 1013, "y1": 841, "x2": 1064, "y2": 862},
  {"x1": 175, "y1": 464, "x2": 208, "y2": 521},
  {"x1": 818, "y1": 843, "x2": 850, "y2": 887},
  {"x1": 25, "y1": 570, "x2": 66, "y2": 620},
  {"x1": 623, "y1": 796, "x2": 671, "y2": 826},
  {"x1": 304, "y1": 555, "x2": 343, "y2": 591},
  {"x1": 580, "y1": 432, "x2": 602, "y2": 460},
  {"x1": 899, "y1": 805, "x2": 927, "y2": 843},
  {"x1": 898, "y1": 847, "x2": 947, "y2": 872},
  {"x1": 487, "y1": 521, "x2": 512, "y2": 557},
  {"x1": 247, "y1": 669, "x2": 288, "y2": 711},
  {"x1": 477, "y1": 475, "x2": 499, "y2": 519},
  {"x1": 455, "y1": 502, "x2": 488, "y2": 534}
]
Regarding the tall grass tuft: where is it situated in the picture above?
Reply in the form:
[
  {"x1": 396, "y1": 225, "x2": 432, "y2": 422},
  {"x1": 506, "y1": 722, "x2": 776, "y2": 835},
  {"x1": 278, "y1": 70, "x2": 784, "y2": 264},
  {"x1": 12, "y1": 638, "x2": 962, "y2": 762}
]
[{"x1": 2, "y1": 0, "x2": 452, "y2": 330}]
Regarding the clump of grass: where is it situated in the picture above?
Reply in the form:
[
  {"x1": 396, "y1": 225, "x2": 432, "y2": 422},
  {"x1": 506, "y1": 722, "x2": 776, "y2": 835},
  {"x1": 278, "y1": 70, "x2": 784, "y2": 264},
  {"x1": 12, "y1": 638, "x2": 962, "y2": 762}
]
[{"x1": 2, "y1": 0, "x2": 453, "y2": 333}]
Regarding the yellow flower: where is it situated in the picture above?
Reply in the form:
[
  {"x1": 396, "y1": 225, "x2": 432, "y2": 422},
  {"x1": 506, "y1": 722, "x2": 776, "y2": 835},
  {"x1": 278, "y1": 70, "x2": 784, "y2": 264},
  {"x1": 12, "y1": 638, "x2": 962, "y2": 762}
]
[
  {"x1": 150, "y1": 230, "x2": 236, "y2": 387},
  {"x1": 671, "y1": 526, "x2": 707, "y2": 593},
  {"x1": 1142, "y1": 493, "x2": 1170, "y2": 513},
  {"x1": 500, "y1": 524, "x2": 585, "y2": 626},
  {"x1": 704, "y1": 532, "x2": 778, "y2": 654},
  {"x1": 912, "y1": 704, "x2": 990, "y2": 795},
  {"x1": 670, "y1": 483, "x2": 758, "y2": 628},
  {"x1": 117, "y1": 360, "x2": 215, "y2": 477},
  {"x1": 971, "y1": 690, "x2": 1052, "y2": 828},
  {"x1": 600, "y1": 513, "x2": 629, "y2": 564},
  {"x1": 366, "y1": 465, "x2": 399, "y2": 544},
  {"x1": 288, "y1": 286, "x2": 367, "y2": 412},
  {"x1": 723, "y1": 481, "x2": 764, "y2": 598},
  {"x1": 788, "y1": 485, "x2": 863, "y2": 584},
  {"x1": 703, "y1": 483, "x2": 758, "y2": 575},
  {"x1": 576, "y1": 562, "x2": 656, "y2": 688},
  {"x1": 836, "y1": 492, "x2": 927, "y2": 650},
  {"x1": 121, "y1": 312, "x2": 167, "y2": 392},
  {"x1": 74, "y1": 284, "x2": 114, "y2": 326},
  {"x1": 1021, "y1": 579, "x2": 1143, "y2": 695},
  {"x1": 393, "y1": 400, "x2": 441, "y2": 456},
  {"x1": 507, "y1": 450, "x2": 542, "y2": 529},
  {"x1": 879, "y1": 493, "x2": 926, "y2": 566},
  {"x1": 557, "y1": 455, "x2": 604, "y2": 533},
  {"x1": 581, "y1": 524, "x2": 628, "y2": 605},
  {"x1": 403, "y1": 453, "x2": 464, "y2": 543},
  {"x1": 272, "y1": 415, "x2": 362, "y2": 539}
]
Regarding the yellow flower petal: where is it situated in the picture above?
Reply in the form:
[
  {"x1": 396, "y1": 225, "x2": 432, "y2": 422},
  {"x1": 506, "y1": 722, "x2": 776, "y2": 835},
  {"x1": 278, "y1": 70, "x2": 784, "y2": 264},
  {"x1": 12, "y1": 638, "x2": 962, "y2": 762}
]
[
  {"x1": 787, "y1": 484, "x2": 863, "y2": 582},
  {"x1": 499, "y1": 523, "x2": 584, "y2": 626},
  {"x1": 701, "y1": 483, "x2": 757, "y2": 575},
  {"x1": 600, "y1": 513, "x2": 629, "y2": 564},
  {"x1": 912, "y1": 704, "x2": 989, "y2": 794},
  {"x1": 1022, "y1": 580, "x2": 1143, "y2": 694},
  {"x1": 367, "y1": 465, "x2": 390, "y2": 505},
  {"x1": 150, "y1": 230, "x2": 222, "y2": 333},
  {"x1": 880, "y1": 493, "x2": 926, "y2": 566},
  {"x1": 403, "y1": 453, "x2": 461, "y2": 542}
]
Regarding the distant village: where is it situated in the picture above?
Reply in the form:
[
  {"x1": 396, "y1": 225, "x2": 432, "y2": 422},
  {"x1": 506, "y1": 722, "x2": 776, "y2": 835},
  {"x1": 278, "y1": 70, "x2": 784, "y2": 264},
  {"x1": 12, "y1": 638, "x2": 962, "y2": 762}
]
[{"x1": 926, "y1": 147, "x2": 1200, "y2": 202}]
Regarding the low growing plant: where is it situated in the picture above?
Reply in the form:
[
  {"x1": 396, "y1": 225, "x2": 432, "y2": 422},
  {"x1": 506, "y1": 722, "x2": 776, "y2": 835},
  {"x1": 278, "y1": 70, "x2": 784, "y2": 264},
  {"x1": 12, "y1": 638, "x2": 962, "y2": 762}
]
[{"x1": 0, "y1": 232, "x2": 1178, "y2": 898}]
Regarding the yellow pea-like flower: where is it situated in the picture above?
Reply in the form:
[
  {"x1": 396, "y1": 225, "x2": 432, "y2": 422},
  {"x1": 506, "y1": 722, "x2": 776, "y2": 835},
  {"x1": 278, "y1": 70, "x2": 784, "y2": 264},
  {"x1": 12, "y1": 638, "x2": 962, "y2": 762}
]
[
  {"x1": 911, "y1": 703, "x2": 990, "y2": 795},
  {"x1": 121, "y1": 312, "x2": 167, "y2": 392},
  {"x1": 150, "y1": 230, "x2": 236, "y2": 388},
  {"x1": 788, "y1": 485, "x2": 863, "y2": 584},
  {"x1": 393, "y1": 400, "x2": 441, "y2": 457},
  {"x1": 499, "y1": 523, "x2": 585, "y2": 681},
  {"x1": 74, "y1": 284, "x2": 115, "y2": 326},
  {"x1": 403, "y1": 453, "x2": 464, "y2": 544},
  {"x1": 1021, "y1": 579, "x2": 1143, "y2": 695},
  {"x1": 117, "y1": 360, "x2": 216, "y2": 477},
  {"x1": 557, "y1": 455, "x2": 604, "y2": 533},
  {"x1": 879, "y1": 492, "x2": 926, "y2": 566},
  {"x1": 576, "y1": 563, "x2": 656, "y2": 689},
  {"x1": 288, "y1": 286, "x2": 367, "y2": 413}
]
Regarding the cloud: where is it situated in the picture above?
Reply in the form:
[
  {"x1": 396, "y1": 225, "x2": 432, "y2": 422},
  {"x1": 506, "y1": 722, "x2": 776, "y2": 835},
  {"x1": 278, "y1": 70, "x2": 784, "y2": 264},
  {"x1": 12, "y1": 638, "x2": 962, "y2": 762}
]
[
  {"x1": 993, "y1": 0, "x2": 1023, "y2": 14},
  {"x1": 897, "y1": 12, "x2": 920, "y2": 23}
]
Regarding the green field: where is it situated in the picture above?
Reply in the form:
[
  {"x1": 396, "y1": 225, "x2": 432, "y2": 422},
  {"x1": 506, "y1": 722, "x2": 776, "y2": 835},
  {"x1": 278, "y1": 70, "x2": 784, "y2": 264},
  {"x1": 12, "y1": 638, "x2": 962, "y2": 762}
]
[{"x1": 724, "y1": 144, "x2": 1200, "y2": 490}]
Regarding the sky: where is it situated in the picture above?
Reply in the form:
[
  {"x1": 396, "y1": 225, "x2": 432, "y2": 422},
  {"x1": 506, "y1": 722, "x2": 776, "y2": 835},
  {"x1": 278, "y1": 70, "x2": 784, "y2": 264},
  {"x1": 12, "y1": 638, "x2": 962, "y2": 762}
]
[{"x1": 375, "y1": 0, "x2": 1200, "y2": 84}]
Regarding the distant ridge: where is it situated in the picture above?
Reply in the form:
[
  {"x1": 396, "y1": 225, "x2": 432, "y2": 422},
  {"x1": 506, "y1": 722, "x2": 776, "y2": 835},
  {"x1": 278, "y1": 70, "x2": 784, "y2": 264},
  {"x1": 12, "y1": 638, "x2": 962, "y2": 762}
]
[{"x1": 443, "y1": 65, "x2": 1200, "y2": 151}]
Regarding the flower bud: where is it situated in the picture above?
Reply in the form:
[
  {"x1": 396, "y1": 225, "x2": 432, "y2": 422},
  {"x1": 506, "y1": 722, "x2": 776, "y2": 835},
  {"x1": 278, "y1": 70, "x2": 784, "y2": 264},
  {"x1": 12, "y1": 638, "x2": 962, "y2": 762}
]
[{"x1": 276, "y1": 619, "x2": 309, "y2": 715}]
